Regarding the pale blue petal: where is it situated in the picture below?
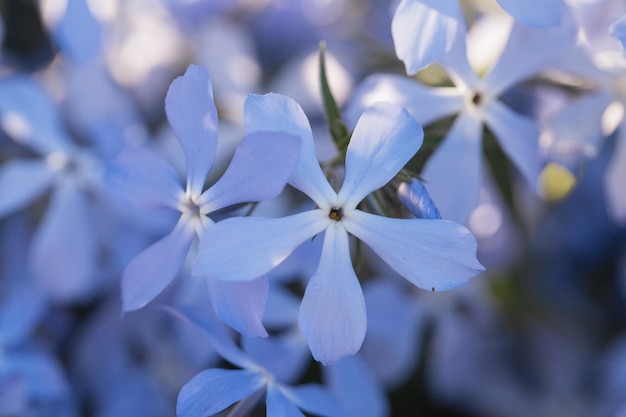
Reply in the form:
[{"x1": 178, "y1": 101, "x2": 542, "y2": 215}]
[
  {"x1": 176, "y1": 368, "x2": 265, "y2": 417},
  {"x1": 206, "y1": 276, "x2": 269, "y2": 338},
  {"x1": 107, "y1": 147, "x2": 183, "y2": 210},
  {"x1": 605, "y1": 129, "x2": 626, "y2": 222},
  {"x1": 438, "y1": 23, "x2": 480, "y2": 90},
  {"x1": 397, "y1": 179, "x2": 442, "y2": 219},
  {"x1": 0, "y1": 284, "x2": 46, "y2": 346},
  {"x1": 391, "y1": 0, "x2": 462, "y2": 75},
  {"x1": 343, "y1": 210, "x2": 484, "y2": 291},
  {"x1": 266, "y1": 385, "x2": 306, "y2": 417},
  {"x1": 0, "y1": 159, "x2": 56, "y2": 217},
  {"x1": 244, "y1": 330, "x2": 310, "y2": 384},
  {"x1": 165, "y1": 65, "x2": 219, "y2": 197},
  {"x1": 496, "y1": 0, "x2": 562, "y2": 28},
  {"x1": 29, "y1": 181, "x2": 98, "y2": 301},
  {"x1": 299, "y1": 225, "x2": 366, "y2": 365},
  {"x1": 346, "y1": 74, "x2": 464, "y2": 127},
  {"x1": 421, "y1": 113, "x2": 483, "y2": 224},
  {"x1": 49, "y1": 0, "x2": 102, "y2": 63},
  {"x1": 611, "y1": 15, "x2": 626, "y2": 56},
  {"x1": 0, "y1": 76, "x2": 70, "y2": 154},
  {"x1": 197, "y1": 131, "x2": 301, "y2": 212},
  {"x1": 121, "y1": 217, "x2": 195, "y2": 312},
  {"x1": 362, "y1": 280, "x2": 422, "y2": 387},
  {"x1": 325, "y1": 355, "x2": 389, "y2": 417},
  {"x1": 244, "y1": 93, "x2": 337, "y2": 208},
  {"x1": 282, "y1": 384, "x2": 347, "y2": 417},
  {"x1": 338, "y1": 103, "x2": 423, "y2": 209},
  {"x1": 483, "y1": 13, "x2": 576, "y2": 97},
  {"x1": 3, "y1": 351, "x2": 69, "y2": 401},
  {"x1": 263, "y1": 285, "x2": 300, "y2": 328},
  {"x1": 483, "y1": 100, "x2": 540, "y2": 188},
  {"x1": 193, "y1": 210, "x2": 329, "y2": 281},
  {"x1": 168, "y1": 305, "x2": 254, "y2": 369}
]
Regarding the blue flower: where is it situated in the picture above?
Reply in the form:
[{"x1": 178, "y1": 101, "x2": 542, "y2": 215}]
[
  {"x1": 172, "y1": 306, "x2": 346, "y2": 417},
  {"x1": 193, "y1": 93, "x2": 484, "y2": 365},
  {"x1": 391, "y1": 0, "x2": 566, "y2": 74},
  {"x1": 109, "y1": 65, "x2": 301, "y2": 337},
  {"x1": 350, "y1": 13, "x2": 576, "y2": 224}
]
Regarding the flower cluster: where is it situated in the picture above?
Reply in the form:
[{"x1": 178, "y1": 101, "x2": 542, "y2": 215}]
[{"x1": 1, "y1": 1, "x2": 626, "y2": 417}]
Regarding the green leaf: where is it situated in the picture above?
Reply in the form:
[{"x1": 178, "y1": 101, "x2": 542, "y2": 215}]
[{"x1": 319, "y1": 41, "x2": 350, "y2": 153}]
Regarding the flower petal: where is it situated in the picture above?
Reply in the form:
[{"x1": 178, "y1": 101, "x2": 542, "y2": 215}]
[
  {"x1": 421, "y1": 113, "x2": 483, "y2": 224},
  {"x1": 338, "y1": 103, "x2": 423, "y2": 209},
  {"x1": 197, "y1": 131, "x2": 301, "y2": 212},
  {"x1": 244, "y1": 93, "x2": 337, "y2": 208},
  {"x1": 496, "y1": 0, "x2": 562, "y2": 28},
  {"x1": 0, "y1": 159, "x2": 56, "y2": 217},
  {"x1": 299, "y1": 224, "x2": 366, "y2": 365},
  {"x1": 0, "y1": 76, "x2": 70, "y2": 154},
  {"x1": 266, "y1": 385, "x2": 306, "y2": 417},
  {"x1": 281, "y1": 384, "x2": 346, "y2": 417},
  {"x1": 483, "y1": 12, "x2": 576, "y2": 97},
  {"x1": 325, "y1": 354, "x2": 389, "y2": 417},
  {"x1": 397, "y1": 179, "x2": 442, "y2": 220},
  {"x1": 29, "y1": 181, "x2": 98, "y2": 302},
  {"x1": 193, "y1": 210, "x2": 329, "y2": 281},
  {"x1": 121, "y1": 217, "x2": 195, "y2": 313},
  {"x1": 206, "y1": 276, "x2": 269, "y2": 338},
  {"x1": 346, "y1": 74, "x2": 464, "y2": 127},
  {"x1": 605, "y1": 129, "x2": 626, "y2": 223},
  {"x1": 106, "y1": 147, "x2": 183, "y2": 210},
  {"x1": 176, "y1": 368, "x2": 265, "y2": 417},
  {"x1": 483, "y1": 100, "x2": 540, "y2": 188},
  {"x1": 611, "y1": 15, "x2": 626, "y2": 56},
  {"x1": 391, "y1": 0, "x2": 462, "y2": 75},
  {"x1": 165, "y1": 65, "x2": 219, "y2": 197},
  {"x1": 343, "y1": 210, "x2": 484, "y2": 292}
]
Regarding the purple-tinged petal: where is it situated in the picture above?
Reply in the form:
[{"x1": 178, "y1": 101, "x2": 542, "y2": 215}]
[
  {"x1": 47, "y1": 0, "x2": 102, "y2": 64},
  {"x1": 438, "y1": 24, "x2": 481, "y2": 90},
  {"x1": 107, "y1": 147, "x2": 183, "y2": 210},
  {"x1": 338, "y1": 103, "x2": 423, "y2": 209},
  {"x1": 611, "y1": 15, "x2": 626, "y2": 56},
  {"x1": 605, "y1": 129, "x2": 626, "y2": 223},
  {"x1": 282, "y1": 384, "x2": 347, "y2": 417},
  {"x1": 266, "y1": 385, "x2": 306, "y2": 417},
  {"x1": 168, "y1": 305, "x2": 254, "y2": 369},
  {"x1": 391, "y1": 0, "x2": 463, "y2": 75},
  {"x1": 325, "y1": 355, "x2": 389, "y2": 417},
  {"x1": 483, "y1": 12, "x2": 576, "y2": 97},
  {"x1": 122, "y1": 217, "x2": 195, "y2": 312},
  {"x1": 397, "y1": 179, "x2": 442, "y2": 219},
  {"x1": 0, "y1": 76, "x2": 70, "y2": 154},
  {"x1": 362, "y1": 280, "x2": 423, "y2": 387},
  {"x1": 176, "y1": 368, "x2": 265, "y2": 417},
  {"x1": 496, "y1": 0, "x2": 562, "y2": 28},
  {"x1": 3, "y1": 351, "x2": 69, "y2": 401},
  {"x1": 346, "y1": 74, "x2": 464, "y2": 127},
  {"x1": 0, "y1": 284, "x2": 46, "y2": 346},
  {"x1": 244, "y1": 330, "x2": 310, "y2": 385},
  {"x1": 343, "y1": 210, "x2": 484, "y2": 292},
  {"x1": 299, "y1": 224, "x2": 366, "y2": 365},
  {"x1": 206, "y1": 276, "x2": 269, "y2": 338},
  {"x1": 193, "y1": 210, "x2": 329, "y2": 281},
  {"x1": 244, "y1": 93, "x2": 337, "y2": 209},
  {"x1": 421, "y1": 113, "x2": 483, "y2": 224},
  {"x1": 0, "y1": 159, "x2": 56, "y2": 217},
  {"x1": 165, "y1": 65, "x2": 219, "y2": 197},
  {"x1": 197, "y1": 131, "x2": 301, "y2": 212},
  {"x1": 483, "y1": 100, "x2": 540, "y2": 188},
  {"x1": 29, "y1": 181, "x2": 98, "y2": 301}
]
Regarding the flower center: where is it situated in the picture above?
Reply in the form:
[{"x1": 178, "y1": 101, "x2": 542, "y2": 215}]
[
  {"x1": 471, "y1": 91, "x2": 482, "y2": 107},
  {"x1": 328, "y1": 207, "x2": 343, "y2": 222}
]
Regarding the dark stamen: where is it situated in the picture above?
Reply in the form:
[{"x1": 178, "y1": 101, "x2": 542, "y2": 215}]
[{"x1": 329, "y1": 207, "x2": 343, "y2": 221}]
